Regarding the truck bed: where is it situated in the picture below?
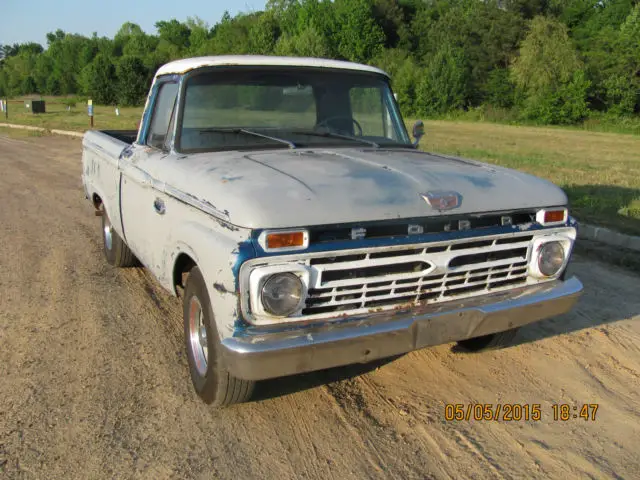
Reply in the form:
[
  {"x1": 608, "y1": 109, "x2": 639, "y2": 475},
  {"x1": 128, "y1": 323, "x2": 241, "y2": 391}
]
[{"x1": 100, "y1": 130, "x2": 138, "y2": 145}]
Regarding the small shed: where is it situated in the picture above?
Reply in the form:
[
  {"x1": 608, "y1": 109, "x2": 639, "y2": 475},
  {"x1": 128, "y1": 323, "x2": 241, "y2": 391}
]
[{"x1": 24, "y1": 100, "x2": 46, "y2": 114}]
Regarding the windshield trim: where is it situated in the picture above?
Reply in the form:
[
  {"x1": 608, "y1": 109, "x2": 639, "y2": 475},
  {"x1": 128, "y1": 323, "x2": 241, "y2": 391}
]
[{"x1": 173, "y1": 65, "x2": 411, "y2": 154}]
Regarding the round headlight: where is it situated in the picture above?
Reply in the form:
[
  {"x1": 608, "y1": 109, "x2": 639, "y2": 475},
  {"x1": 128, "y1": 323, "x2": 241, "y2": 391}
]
[
  {"x1": 538, "y1": 241, "x2": 565, "y2": 277},
  {"x1": 261, "y1": 273, "x2": 304, "y2": 317}
]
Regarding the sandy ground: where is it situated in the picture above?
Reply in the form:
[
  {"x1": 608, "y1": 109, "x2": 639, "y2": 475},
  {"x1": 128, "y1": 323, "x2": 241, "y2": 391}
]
[{"x1": 0, "y1": 132, "x2": 639, "y2": 480}]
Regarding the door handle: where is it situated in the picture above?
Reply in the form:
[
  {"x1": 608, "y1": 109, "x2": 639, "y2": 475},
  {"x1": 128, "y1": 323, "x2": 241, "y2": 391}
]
[{"x1": 153, "y1": 198, "x2": 166, "y2": 215}]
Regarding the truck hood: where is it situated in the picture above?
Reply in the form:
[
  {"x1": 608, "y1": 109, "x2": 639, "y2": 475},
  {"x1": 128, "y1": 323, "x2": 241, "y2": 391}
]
[{"x1": 156, "y1": 148, "x2": 567, "y2": 229}]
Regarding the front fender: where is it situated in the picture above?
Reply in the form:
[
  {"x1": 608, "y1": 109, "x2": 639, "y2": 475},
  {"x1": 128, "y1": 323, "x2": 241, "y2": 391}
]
[{"x1": 163, "y1": 219, "x2": 255, "y2": 340}]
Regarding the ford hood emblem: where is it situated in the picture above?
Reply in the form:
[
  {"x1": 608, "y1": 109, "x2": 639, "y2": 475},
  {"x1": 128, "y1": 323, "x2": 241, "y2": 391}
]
[{"x1": 421, "y1": 191, "x2": 462, "y2": 211}]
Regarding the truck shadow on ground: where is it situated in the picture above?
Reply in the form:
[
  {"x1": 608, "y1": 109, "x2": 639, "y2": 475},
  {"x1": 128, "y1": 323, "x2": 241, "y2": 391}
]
[
  {"x1": 251, "y1": 355, "x2": 404, "y2": 403},
  {"x1": 467, "y1": 256, "x2": 639, "y2": 351}
]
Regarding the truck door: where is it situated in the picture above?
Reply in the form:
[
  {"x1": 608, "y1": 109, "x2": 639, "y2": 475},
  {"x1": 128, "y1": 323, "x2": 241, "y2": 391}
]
[{"x1": 119, "y1": 79, "x2": 179, "y2": 272}]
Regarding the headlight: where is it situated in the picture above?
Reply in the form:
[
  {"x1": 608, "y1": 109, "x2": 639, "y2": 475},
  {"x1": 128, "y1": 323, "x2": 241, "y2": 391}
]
[
  {"x1": 260, "y1": 273, "x2": 303, "y2": 317},
  {"x1": 538, "y1": 241, "x2": 565, "y2": 277}
]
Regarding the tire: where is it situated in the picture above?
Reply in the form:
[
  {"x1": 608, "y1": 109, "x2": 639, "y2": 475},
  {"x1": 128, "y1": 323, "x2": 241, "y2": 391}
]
[
  {"x1": 183, "y1": 266, "x2": 255, "y2": 406},
  {"x1": 455, "y1": 327, "x2": 520, "y2": 353},
  {"x1": 102, "y1": 211, "x2": 136, "y2": 267}
]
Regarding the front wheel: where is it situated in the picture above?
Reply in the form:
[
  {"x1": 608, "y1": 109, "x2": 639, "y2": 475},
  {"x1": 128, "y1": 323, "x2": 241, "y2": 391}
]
[
  {"x1": 183, "y1": 266, "x2": 255, "y2": 406},
  {"x1": 455, "y1": 328, "x2": 520, "y2": 353}
]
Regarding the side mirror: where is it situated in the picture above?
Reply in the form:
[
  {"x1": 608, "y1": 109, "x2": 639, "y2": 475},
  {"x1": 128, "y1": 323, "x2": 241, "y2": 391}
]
[{"x1": 412, "y1": 120, "x2": 425, "y2": 147}]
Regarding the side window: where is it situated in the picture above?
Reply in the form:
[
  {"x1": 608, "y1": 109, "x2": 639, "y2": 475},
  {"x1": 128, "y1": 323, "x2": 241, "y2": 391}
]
[
  {"x1": 147, "y1": 82, "x2": 179, "y2": 149},
  {"x1": 349, "y1": 87, "x2": 384, "y2": 137}
]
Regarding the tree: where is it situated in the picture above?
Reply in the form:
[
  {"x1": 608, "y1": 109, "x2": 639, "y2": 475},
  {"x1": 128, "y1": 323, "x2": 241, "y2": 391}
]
[
  {"x1": 248, "y1": 12, "x2": 281, "y2": 54},
  {"x1": 511, "y1": 16, "x2": 589, "y2": 123},
  {"x1": 156, "y1": 19, "x2": 191, "y2": 50},
  {"x1": 81, "y1": 54, "x2": 118, "y2": 104},
  {"x1": 415, "y1": 44, "x2": 471, "y2": 115},
  {"x1": 603, "y1": 4, "x2": 640, "y2": 114},
  {"x1": 511, "y1": 16, "x2": 583, "y2": 95},
  {"x1": 116, "y1": 56, "x2": 149, "y2": 106},
  {"x1": 333, "y1": 0, "x2": 385, "y2": 62},
  {"x1": 274, "y1": 25, "x2": 331, "y2": 57},
  {"x1": 21, "y1": 76, "x2": 36, "y2": 94}
]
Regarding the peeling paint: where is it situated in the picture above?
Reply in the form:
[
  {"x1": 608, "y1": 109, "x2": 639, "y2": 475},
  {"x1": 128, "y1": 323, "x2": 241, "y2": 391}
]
[{"x1": 213, "y1": 282, "x2": 237, "y2": 296}]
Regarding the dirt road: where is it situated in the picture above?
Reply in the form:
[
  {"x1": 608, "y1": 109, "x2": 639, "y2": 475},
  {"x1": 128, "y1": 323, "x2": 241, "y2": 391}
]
[{"x1": 1, "y1": 131, "x2": 639, "y2": 479}]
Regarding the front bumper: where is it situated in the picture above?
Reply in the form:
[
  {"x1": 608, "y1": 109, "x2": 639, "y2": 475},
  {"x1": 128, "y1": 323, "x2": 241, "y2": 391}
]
[{"x1": 221, "y1": 277, "x2": 583, "y2": 381}]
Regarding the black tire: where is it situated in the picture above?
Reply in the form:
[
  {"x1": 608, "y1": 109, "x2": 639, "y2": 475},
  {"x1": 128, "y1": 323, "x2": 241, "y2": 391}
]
[
  {"x1": 102, "y1": 211, "x2": 136, "y2": 267},
  {"x1": 183, "y1": 266, "x2": 255, "y2": 406},
  {"x1": 456, "y1": 327, "x2": 520, "y2": 353}
]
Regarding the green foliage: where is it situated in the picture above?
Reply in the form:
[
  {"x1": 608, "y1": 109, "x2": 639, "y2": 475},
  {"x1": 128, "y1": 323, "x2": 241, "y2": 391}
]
[
  {"x1": 0, "y1": 0, "x2": 636, "y2": 127},
  {"x1": 521, "y1": 70, "x2": 591, "y2": 124},
  {"x1": 61, "y1": 98, "x2": 77, "y2": 108},
  {"x1": 415, "y1": 44, "x2": 470, "y2": 116},
  {"x1": 510, "y1": 15, "x2": 592, "y2": 123},
  {"x1": 484, "y1": 69, "x2": 516, "y2": 109},
  {"x1": 81, "y1": 54, "x2": 117, "y2": 105},
  {"x1": 372, "y1": 48, "x2": 420, "y2": 115},
  {"x1": 274, "y1": 26, "x2": 332, "y2": 57},
  {"x1": 116, "y1": 56, "x2": 149, "y2": 106},
  {"x1": 511, "y1": 16, "x2": 582, "y2": 96},
  {"x1": 333, "y1": 0, "x2": 385, "y2": 62},
  {"x1": 248, "y1": 12, "x2": 281, "y2": 54},
  {"x1": 21, "y1": 76, "x2": 36, "y2": 94}
]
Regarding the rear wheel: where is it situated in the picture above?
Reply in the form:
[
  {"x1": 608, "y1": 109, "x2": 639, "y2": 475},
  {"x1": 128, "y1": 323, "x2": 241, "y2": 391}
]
[
  {"x1": 183, "y1": 266, "x2": 255, "y2": 406},
  {"x1": 102, "y1": 211, "x2": 136, "y2": 267},
  {"x1": 456, "y1": 328, "x2": 520, "y2": 352}
]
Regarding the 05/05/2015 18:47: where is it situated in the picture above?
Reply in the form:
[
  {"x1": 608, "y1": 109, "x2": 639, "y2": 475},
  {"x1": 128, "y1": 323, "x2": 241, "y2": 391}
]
[{"x1": 444, "y1": 403, "x2": 599, "y2": 422}]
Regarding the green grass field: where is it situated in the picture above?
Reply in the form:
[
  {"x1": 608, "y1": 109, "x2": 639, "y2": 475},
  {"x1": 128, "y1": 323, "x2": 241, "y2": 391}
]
[
  {"x1": 2, "y1": 98, "x2": 142, "y2": 131},
  {"x1": 2, "y1": 99, "x2": 639, "y2": 236}
]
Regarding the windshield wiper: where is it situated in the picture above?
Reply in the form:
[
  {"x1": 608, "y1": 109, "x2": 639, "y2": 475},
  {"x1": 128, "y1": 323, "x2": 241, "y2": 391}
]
[
  {"x1": 293, "y1": 129, "x2": 380, "y2": 148},
  {"x1": 199, "y1": 128, "x2": 297, "y2": 149}
]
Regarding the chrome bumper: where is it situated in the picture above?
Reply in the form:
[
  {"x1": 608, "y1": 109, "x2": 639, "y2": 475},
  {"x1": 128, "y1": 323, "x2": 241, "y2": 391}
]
[{"x1": 221, "y1": 277, "x2": 583, "y2": 381}]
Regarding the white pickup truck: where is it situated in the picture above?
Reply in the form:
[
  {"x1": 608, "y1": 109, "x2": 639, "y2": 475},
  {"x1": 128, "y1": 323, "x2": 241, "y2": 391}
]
[{"x1": 82, "y1": 55, "x2": 583, "y2": 406}]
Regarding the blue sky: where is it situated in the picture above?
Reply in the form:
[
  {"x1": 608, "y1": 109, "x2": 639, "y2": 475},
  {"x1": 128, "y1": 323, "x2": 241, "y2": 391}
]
[{"x1": 1, "y1": 0, "x2": 268, "y2": 47}]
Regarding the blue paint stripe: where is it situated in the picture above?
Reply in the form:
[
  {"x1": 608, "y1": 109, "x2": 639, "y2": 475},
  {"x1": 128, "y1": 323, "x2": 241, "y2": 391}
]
[{"x1": 250, "y1": 222, "x2": 560, "y2": 257}]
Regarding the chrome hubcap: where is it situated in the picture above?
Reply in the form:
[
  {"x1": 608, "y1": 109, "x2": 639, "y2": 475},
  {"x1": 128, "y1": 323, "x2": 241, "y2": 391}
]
[
  {"x1": 103, "y1": 218, "x2": 113, "y2": 251},
  {"x1": 188, "y1": 296, "x2": 208, "y2": 376}
]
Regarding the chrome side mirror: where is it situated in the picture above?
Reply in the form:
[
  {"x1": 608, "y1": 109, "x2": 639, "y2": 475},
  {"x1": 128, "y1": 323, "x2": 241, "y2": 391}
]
[{"x1": 412, "y1": 120, "x2": 425, "y2": 148}]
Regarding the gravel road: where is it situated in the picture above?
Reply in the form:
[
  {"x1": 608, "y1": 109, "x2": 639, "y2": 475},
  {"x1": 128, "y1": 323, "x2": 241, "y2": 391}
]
[{"x1": 1, "y1": 132, "x2": 639, "y2": 479}]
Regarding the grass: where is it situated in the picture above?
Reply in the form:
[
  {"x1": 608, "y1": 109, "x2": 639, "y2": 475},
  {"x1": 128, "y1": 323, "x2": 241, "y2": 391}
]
[
  {"x1": 1, "y1": 97, "x2": 638, "y2": 236},
  {"x1": 2, "y1": 98, "x2": 142, "y2": 131},
  {"x1": 435, "y1": 106, "x2": 640, "y2": 136}
]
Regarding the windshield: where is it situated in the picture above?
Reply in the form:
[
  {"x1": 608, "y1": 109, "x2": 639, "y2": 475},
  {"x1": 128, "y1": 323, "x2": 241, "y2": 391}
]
[{"x1": 177, "y1": 67, "x2": 412, "y2": 153}]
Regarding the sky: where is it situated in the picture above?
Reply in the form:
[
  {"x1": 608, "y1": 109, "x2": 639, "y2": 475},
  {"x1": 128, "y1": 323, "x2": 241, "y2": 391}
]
[{"x1": 1, "y1": 0, "x2": 268, "y2": 47}]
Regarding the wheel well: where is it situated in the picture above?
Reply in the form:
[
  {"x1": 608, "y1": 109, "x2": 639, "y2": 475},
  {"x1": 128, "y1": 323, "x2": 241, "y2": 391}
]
[
  {"x1": 92, "y1": 193, "x2": 103, "y2": 210},
  {"x1": 173, "y1": 253, "x2": 196, "y2": 293}
]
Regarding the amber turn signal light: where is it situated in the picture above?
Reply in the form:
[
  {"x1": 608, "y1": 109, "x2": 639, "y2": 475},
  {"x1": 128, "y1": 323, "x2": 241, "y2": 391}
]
[
  {"x1": 544, "y1": 210, "x2": 565, "y2": 223},
  {"x1": 536, "y1": 208, "x2": 568, "y2": 226},
  {"x1": 265, "y1": 231, "x2": 306, "y2": 250}
]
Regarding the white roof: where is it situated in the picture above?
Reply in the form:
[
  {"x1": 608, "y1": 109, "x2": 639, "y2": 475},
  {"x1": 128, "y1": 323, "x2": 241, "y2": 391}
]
[{"x1": 155, "y1": 55, "x2": 389, "y2": 78}]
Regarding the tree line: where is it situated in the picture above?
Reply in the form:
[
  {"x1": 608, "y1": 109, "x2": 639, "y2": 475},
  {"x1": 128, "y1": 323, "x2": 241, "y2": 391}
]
[{"x1": 0, "y1": 0, "x2": 638, "y2": 125}]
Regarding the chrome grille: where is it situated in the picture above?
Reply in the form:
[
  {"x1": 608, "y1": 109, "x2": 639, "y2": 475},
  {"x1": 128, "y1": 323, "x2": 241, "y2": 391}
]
[{"x1": 302, "y1": 234, "x2": 534, "y2": 317}]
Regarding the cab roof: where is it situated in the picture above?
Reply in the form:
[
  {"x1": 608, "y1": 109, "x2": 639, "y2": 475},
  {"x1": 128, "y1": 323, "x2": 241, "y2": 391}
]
[{"x1": 155, "y1": 55, "x2": 389, "y2": 78}]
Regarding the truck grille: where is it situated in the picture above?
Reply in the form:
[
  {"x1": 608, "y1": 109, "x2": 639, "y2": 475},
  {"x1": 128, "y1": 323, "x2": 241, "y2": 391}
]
[{"x1": 301, "y1": 234, "x2": 534, "y2": 317}]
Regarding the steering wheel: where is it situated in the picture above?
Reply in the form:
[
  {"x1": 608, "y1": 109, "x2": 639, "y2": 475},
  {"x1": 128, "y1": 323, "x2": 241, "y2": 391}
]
[{"x1": 316, "y1": 116, "x2": 363, "y2": 136}]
